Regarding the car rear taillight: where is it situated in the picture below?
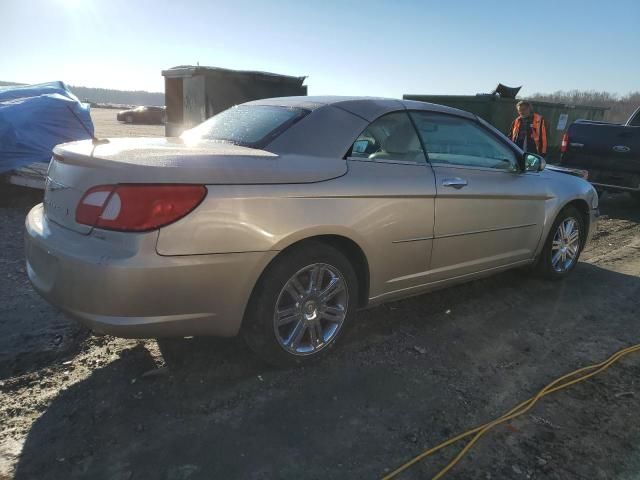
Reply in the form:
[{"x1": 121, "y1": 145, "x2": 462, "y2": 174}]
[
  {"x1": 76, "y1": 184, "x2": 206, "y2": 232},
  {"x1": 560, "y1": 132, "x2": 569, "y2": 154}
]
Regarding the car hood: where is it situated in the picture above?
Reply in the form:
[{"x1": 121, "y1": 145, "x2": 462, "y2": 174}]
[{"x1": 53, "y1": 137, "x2": 348, "y2": 185}]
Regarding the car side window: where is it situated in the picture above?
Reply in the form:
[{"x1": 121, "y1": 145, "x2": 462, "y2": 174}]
[
  {"x1": 410, "y1": 111, "x2": 518, "y2": 171},
  {"x1": 348, "y1": 112, "x2": 426, "y2": 164}
]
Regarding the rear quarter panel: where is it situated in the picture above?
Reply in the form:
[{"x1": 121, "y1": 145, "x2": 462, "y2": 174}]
[{"x1": 157, "y1": 160, "x2": 437, "y2": 298}]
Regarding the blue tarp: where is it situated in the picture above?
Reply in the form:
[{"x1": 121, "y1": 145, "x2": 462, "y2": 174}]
[{"x1": 0, "y1": 81, "x2": 94, "y2": 174}]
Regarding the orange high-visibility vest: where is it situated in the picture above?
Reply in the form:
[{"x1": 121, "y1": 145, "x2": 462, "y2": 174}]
[{"x1": 510, "y1": 113, "x2": 547, "y2": 155}]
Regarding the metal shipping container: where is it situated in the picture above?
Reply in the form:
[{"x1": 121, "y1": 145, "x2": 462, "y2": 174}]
[
  {"x1": 162, "y1": 65, "x2": 307, "y2": 136},
  {"x1": 403, "y1": 94, "x2": 607, "y2": 160}
]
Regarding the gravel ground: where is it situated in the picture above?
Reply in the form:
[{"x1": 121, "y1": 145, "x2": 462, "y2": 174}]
[{"x1": 1, "y1": 186, "x2": 640, "y2": 479}]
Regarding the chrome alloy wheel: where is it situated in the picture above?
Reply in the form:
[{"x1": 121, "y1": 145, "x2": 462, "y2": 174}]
[
  {"x1": 274, "y1": 263, "x2": 348, "y2": 356},
  {"x1": 551, "y1": 217, "x2": 581, "y2": 273}
]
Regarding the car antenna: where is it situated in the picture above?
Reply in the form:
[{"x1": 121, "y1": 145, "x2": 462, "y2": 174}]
[{"x1": 65, "y1": 105, "x2": 110, "y2": 145}]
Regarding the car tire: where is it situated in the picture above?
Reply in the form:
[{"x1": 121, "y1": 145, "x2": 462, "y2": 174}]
[
  {"x1": 125, "y1": 115, "x2": 133, "y2": 124},
  {"x1": 242, "y1": 241, "x2": 358, "y2": 367},
  {"x1": 535, "y1": 205, "x2": 585, "y2": 280},
  {"x1": 630, "y1": 191, "x2": 640, "y2": 203}
]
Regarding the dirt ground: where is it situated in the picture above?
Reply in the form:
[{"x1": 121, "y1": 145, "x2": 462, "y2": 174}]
[
  {"x1": 0, "y1": 190, "x2": 640, "y2": 479},
  {"x1": 1, "y1": 147, "x2": 640, "y2": 478}
]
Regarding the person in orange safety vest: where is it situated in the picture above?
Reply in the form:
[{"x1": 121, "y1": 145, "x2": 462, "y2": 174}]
[{"x1": 509, "y1": 101, "x2": 547, "y2": 156}]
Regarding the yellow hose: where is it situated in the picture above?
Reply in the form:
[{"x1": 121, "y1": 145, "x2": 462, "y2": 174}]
[{"x1": 382, "y1": 343, "x2": 640, "y2": 480}]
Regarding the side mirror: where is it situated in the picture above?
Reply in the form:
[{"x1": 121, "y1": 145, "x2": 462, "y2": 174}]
[{"x1": 523, "y1": 153, "x2": 546, "y2": 172}]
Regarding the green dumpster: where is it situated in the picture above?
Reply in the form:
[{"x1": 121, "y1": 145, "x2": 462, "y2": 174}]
[{"x1": 403, "y1": 94, "x2": 607, "y2": 161}]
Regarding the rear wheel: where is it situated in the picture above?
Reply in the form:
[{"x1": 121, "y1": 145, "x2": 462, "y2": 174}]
[
  {"x1": 630, "y1": 191, "x2": 640, "y2": 203},
  {"x1": 242, "y1": 242, "x2": 358, "y2": 367},
  {"x1": 125, "y1": 115, "x2": 133, "y2": 124},
  {"x1": 536, "y1": 205, "x2": 585, "y2": 279}
]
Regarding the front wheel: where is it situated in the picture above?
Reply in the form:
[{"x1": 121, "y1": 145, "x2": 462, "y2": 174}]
[
  {"x1": 536, "y1": 205, "x2": 585, "y2": 279},
  {"x1": 242, "y1": 242, "x2": 358, "y2": 367}
]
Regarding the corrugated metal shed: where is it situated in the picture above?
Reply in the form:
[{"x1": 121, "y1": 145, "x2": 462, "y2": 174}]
[{"x1": 162, "y1": 65, "x2": 307, "y2": 136}]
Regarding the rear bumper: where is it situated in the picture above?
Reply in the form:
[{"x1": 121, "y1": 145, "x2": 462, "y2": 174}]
[{"x1": 25, "y1": 204, "x2": 276, "y2": 338}]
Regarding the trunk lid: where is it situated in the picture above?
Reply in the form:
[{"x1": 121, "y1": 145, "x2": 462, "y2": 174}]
[{"x1": 45, "y1": 137, "x2": 347, "y2": 233}]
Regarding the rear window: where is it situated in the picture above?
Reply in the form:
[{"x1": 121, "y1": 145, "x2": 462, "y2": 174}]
[{"x1": 181, "y1": 105, "x2": 308, "y2": 147}]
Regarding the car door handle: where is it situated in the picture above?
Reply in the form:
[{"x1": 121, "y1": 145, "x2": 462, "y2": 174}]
[{"x1": 441, "y1": 177, "x2": 468, "y2": 189}]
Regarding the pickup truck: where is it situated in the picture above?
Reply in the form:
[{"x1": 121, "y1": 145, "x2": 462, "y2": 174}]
[{"x1": 559, "y1": 106, "x2": 640, "y2": 200}]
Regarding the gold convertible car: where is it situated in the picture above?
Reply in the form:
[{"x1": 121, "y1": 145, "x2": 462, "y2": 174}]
[{"x1": 25, "y1": 97, "x2": 599, "y2": 365}]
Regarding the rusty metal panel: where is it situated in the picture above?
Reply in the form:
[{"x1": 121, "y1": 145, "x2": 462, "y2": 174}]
[
  {"x1": 182, "y1": 76, "x2": 206, "y2": 128},
  {"x1": 162, "y1": 65, "x2": 307, "y2": 137},
  {"x1": 204, "y1": 72, "x2": 307, "y2": 120},
  {"x1": 164, "y1": 77, "x2": 183, "y2": 137}
]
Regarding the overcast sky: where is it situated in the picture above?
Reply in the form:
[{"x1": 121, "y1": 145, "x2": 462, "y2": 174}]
[{"x1": 2, "y1": 0, "x2": 639, "y2": 97}]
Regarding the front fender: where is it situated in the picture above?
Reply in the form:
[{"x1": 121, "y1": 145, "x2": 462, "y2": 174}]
[{"x1": 534, "y1": 171, "x2": 598, "y2": 258}]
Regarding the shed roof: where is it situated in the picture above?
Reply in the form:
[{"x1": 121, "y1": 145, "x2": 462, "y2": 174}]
[{"x1": 161, "y1": 65, "x2": 306, "y2": 85}]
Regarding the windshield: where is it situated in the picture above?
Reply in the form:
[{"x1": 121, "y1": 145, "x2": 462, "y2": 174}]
[{"x1": 181, "y1": 105, "x2": 308, "y2": 147}]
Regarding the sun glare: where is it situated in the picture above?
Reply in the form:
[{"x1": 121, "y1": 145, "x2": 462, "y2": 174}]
[{"x1": 57, "y1": 0, "x2": 84, "y2": 8}]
